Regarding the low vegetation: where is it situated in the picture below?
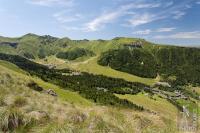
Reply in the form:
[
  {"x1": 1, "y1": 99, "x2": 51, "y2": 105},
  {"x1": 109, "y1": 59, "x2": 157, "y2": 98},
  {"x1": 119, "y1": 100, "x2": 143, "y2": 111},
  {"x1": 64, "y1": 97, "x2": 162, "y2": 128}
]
[
  {"x1": 56, "y1": 48, "x2": 95, "y2": 60},
  {"x1": 0, "y1": 34, "x2": 200, "y2": 132},
  {"x1": 98, "y1": 47, "x2": 200, "y2": 86},
  {"x1": 0, "y1": 53, "x2": 147, "y2": 109},
  {"x1": 98, "y1": 48, "x2": 157, "y2": 78},
  {"x1": 0, "y1": 61, "x2": 180, "y2": 132}
]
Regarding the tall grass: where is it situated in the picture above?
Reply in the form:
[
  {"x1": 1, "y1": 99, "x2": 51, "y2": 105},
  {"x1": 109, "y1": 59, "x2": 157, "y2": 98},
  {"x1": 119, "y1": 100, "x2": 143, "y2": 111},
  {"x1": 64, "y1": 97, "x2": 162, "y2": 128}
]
[
  {"x1": 13, "y1": 96, "x2": 27, "y2": 107},
  {"x1": 0, "y1": 107, "x2": 32, "y2": 132},
  {"x1": 0, "y1": 59, "x2": 188, "y2": 132}
]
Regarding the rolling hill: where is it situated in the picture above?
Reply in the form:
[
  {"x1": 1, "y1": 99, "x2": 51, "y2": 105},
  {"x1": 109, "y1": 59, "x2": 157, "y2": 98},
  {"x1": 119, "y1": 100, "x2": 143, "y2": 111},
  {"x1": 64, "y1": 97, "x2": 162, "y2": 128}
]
[
  {"x1": 0, "y1": 57, "x2": 179, "y2": 132},
  {"x1": 0, "y1": 34, "x2": 199, "y2": 132}
]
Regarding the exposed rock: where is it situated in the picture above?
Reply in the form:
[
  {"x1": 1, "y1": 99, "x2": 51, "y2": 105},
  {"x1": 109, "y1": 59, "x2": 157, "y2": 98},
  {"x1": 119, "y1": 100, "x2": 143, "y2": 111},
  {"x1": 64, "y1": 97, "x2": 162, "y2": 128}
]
[
  {"x1": 144, "y1": 87, "x2": 151, "y2": 90},
  {"x1": 154, "y1": 82, "x2": 171, "y2": 88},
  {"x1": 0, "y1": 42, "x2": 18, "y2": 48},
  {"x1": 69, "y1": 71, "x2": 82, "y2": 76},
  {"x1": 96, "y1": 87, "x2": 108, "y2": 92},
  {"x1": 70, "y1": 112, "x2": 87, "y2": 123},
  {"x1": 28, "y1": 111, "x2": 49, "y2": 121},
  {"x1": 124, "y1": 41, "x2": 143, "y2": 48},
  {"x1": 44, "y1": 64, "x2": 56, "y2": 69},
  {"x1": 46, "y1": 89, "x2": 57, "y2": 97}
]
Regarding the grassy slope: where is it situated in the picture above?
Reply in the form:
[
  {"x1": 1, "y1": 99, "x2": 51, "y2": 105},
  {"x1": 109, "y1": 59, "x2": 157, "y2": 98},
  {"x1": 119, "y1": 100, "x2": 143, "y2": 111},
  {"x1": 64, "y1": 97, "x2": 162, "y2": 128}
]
[
  {"x1": 57, "y1": 56, "x2": 156, "y2": 86},
  {"x1": 0, "y1": 60, "x2": 93, "y2": 106},
  {"x1": 41, "y1": 38, "x2": 157, "y2": 85},
  {"x1": 1, "y1": 35, "x2": 200, "y2": 132},
  {"x1": 0, "y1": 60, "x2": 27, "y2": 75},
  {"x1": 116, "y1": 93, "x2": 178, "y2": 118},
  {"x1": 0, "y1": 60, "x2": 180, "y2": 132},
  {"x1": 1, "y1": 35, "x2": 157, "y2": 85}
]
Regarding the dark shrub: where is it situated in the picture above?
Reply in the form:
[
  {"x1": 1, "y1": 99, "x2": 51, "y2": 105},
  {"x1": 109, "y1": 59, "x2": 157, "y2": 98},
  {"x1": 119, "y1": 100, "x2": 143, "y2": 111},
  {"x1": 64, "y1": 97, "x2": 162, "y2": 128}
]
[
  {"x1": 56, "y1": 48, "x2": 95, "y2": 60},
  {"x1": 27, "y1": 81, "x2": 43, "y2": 92},
  {"x1": 13, "y1": 96, "x2": 27, "y2": 107}
]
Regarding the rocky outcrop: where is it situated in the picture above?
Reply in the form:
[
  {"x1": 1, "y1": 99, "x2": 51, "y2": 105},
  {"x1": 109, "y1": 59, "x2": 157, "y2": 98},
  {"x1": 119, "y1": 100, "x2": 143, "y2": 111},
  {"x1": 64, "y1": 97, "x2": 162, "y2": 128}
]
[
  {"x1": 28, "y1": 111, "x2": 49, "y2": 121},
  {"x1": 46, "y1": 89, "x2": 57, "y2": 97},
  {"x1": 0, "y1": 42, "x2": 18, "y2": 48},
  {"x1": 154, "y1": 82, "x2": 171, "y2": 88}
]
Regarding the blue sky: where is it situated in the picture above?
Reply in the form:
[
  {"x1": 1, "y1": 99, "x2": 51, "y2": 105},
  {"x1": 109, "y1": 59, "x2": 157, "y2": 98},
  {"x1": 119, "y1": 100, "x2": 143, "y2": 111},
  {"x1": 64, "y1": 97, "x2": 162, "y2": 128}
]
[{"x1": 0, "y1": 0, "x2": 200, "y2": 46}]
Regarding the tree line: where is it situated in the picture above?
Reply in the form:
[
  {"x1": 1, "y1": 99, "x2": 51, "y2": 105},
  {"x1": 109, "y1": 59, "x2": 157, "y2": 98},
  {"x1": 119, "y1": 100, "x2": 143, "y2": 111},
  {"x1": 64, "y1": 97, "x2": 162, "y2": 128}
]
[
  {"x1": 0, "y1": 53, "x2": 145, "y2": 110},
  {"x1": 98, "y1": 47, "x2": 200, "y2": 86}
]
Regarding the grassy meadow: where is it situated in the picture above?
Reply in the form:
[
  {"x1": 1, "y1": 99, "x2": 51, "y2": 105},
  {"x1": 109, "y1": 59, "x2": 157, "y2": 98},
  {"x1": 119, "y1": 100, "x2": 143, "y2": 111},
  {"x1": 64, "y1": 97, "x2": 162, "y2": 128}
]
[{"x1": 0, "y1": 60, "x2": 181, "y2": 132}]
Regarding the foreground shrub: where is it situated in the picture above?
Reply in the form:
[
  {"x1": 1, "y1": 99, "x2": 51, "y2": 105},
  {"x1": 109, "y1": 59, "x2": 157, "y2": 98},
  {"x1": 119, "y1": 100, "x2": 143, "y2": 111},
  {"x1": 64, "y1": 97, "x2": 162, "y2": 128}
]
[
  {"x1": 42, "y1": 123, "x2": 74, "y2": 133},
  {"x1": 13, "y1": 96, "x2": 27, "y2": 107},
  {"x1": 0, "y1": 96, "x2": 6, "y2": 106},
  {"x1": 0, "y1": 107, "x2": 32, "y2": 132},
  {"x1": 27, "y1": 81, "x2": 43, "y2": 92}
]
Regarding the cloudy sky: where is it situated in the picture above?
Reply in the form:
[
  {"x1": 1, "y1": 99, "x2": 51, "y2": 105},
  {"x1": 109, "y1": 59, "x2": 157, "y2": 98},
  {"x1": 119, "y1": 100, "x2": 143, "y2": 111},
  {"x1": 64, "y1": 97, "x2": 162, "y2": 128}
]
[{"x1": 0, "y1": 0, "x2": 200, "y2": 46}]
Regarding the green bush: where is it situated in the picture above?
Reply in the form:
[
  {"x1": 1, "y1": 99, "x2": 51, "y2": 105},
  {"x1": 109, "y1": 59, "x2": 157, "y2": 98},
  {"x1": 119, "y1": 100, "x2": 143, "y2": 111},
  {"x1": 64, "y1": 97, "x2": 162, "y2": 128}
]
[
  {"x1": 0, "y1": 96, "x2": 6, "y2": 106},
  {"x1": 27, "y1": 81, "x2": 44, "y2": 92},
  {"x1": 98, "y1": 48, "x2": 157, "y2": 78},
  {"x1": 23, "y1": 52, "x2": 35, "y2": 59},
  {"x1": 155, "y1": 47, "x2": 200, "y2": 85},
  {"x1": 13, "y1": 96, "x2": 27, "y2": 107},
  {"x1": 98, "y1": 47, "x2": 200, "y2": 85},
  {"x1": 0, "y1": 107, "x2": 32, "y2": 132},
  {"x1": 38, "y1": 48, "x2": 46, "y2": 59},
  {"x1": 56, "y1": 48, "x2": 95, "y2": 60}
]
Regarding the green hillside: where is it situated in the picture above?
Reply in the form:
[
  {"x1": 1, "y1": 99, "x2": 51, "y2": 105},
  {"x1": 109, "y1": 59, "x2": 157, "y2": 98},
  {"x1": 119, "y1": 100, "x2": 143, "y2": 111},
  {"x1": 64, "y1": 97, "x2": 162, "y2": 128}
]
[
  {"x1": 0, "y1": 34, "x2": 200, "y2": 132},
  {"x1": 0, "y1": 59, "x2": 180, "y2": 133},
  {"x1": 0, "y1": 35, "x2": 157, "y2": 85},
  {"x1": 57, "y1": 56, "x2": 156, "y2": 86},
  {"x1": 0, "y1": 60, "x2": 92, "y2": 106},
  {"x1": 0, "y1": 34, "x2": 199, "y2": 87},
  {"x1": 98, "y1": 46, "x2": 200, "y2": 86}
]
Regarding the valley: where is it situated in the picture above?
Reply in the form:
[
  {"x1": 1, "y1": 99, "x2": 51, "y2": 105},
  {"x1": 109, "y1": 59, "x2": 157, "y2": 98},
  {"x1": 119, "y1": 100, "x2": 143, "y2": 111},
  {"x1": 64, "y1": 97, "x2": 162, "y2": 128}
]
[{"x1": 0, "y1": 34, "x2": 199, "y2": 132}]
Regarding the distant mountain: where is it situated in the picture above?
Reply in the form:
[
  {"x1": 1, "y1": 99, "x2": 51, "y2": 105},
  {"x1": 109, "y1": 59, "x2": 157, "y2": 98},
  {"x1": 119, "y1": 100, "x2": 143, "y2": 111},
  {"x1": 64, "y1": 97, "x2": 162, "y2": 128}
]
[
  {"x1": 0, "y1": 33, "x2": 199, "y2": 87},
  {"x1": 0, "y1": 34, "x2": 199, "y2": 132}
]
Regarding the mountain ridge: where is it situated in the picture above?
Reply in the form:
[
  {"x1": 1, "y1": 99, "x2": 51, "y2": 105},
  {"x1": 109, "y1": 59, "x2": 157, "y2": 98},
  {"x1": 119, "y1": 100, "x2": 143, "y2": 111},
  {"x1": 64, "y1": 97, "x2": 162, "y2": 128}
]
[{"x1": 0, "y1": 33, "x2": 199, "y2": 132}]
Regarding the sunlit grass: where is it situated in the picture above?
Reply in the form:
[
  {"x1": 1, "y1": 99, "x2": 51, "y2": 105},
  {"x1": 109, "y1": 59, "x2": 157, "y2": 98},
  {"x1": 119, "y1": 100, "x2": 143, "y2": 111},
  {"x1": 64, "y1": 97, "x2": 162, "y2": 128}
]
[
  {"x1": 0, "y1": 61, "x2": 182, "y2": 132},
  {"x1": 58, "y1": 56, "x2": 156, "y2": 86},
  {"x1": 0, "y1": 61, "x2": 93, "y2": 107},
  {"x1": 116, "y1": 93, "x2": 178, "y2": 118}
]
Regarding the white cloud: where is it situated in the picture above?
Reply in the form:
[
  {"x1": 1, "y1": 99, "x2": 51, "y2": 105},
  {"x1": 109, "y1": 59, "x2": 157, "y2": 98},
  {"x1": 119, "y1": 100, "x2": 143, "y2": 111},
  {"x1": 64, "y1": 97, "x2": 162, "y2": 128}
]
[
  {"x1": 88, "y1": 0, "x2": 189, "y2": 31},
  {"x1": 120, "y1": 3, "x2": 161, "y2": 10},
  {"x1": 133, "y1": 29, "x2": 152, "y2": 35},
  {"x1": 133, "y1": 27, "x2": 175, "y2": 35},
  {"x1": 53, "y1": 11, "x2": 82, "y2": 23},
  {"x1": 127, "y1": 0, "x2": 193, "y2": 27},
  {"x1": 27, "y1": 0, "x2": 74, "y2": 7},
  {"x1": 85, "y1": 0, "x2": 192, "y2": 31},
  {"x1": 156, "y1": 27, "x2": 176, "y2": 32},
  {"x1": 154, "y1": 31, "x2": 200, "y2": 39},
  {"x1": 85, "y1": 2, "x2": 161, "y2": 32},
  {"x1": 172, "y1": 11, "x2": 186, "y2": 19},
  {"x1": 128, "y1": 13, "x2": 164, "y2": 27},
  {"x1": 196, "y1": 1, "x2": 200, "y2": 4},
  {"x1": 85, "y1": 11, "x2": 121, "y2": 32},
  {"x1": 165, "y1": 1, "x2": 174, "y2": 7},
  {"x1": 62, "y1": 26, "x2": 81, "y2": 31}
]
